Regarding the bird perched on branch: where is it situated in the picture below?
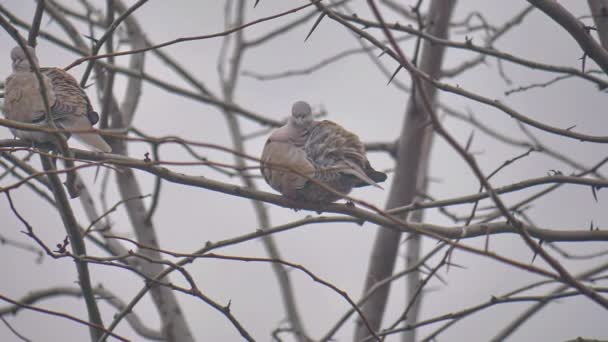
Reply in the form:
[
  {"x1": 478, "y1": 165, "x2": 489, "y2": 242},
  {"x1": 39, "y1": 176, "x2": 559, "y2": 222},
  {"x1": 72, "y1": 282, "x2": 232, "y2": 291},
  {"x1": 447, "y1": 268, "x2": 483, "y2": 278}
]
[
  {"x1": 261, "y1": 101, "x2": 387, "y2": 203},
  {"x1": 3, "y1": 46, "x2": 111, "y2": 153}
]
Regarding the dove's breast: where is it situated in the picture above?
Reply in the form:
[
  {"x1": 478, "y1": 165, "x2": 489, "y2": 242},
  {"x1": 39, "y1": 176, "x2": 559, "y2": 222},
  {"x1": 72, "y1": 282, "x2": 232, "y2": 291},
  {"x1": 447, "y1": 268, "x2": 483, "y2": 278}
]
[
  {"x1": 3, "y1": 72, "x2": 57, "y2": 143},
  {"x1": 4, "y1": 73, "x2": 55, "y2": 123}
]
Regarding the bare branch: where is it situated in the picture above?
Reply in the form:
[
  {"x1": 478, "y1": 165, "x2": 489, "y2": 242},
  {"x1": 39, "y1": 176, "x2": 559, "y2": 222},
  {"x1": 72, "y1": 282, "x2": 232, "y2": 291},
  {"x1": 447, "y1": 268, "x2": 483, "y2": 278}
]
[
  {"x1": 0, "y1": 292, "x2": 126, "y2": 341},
  {"x1": 529, "y1": 0, "x2": 608, "y2": 75},
  {"x1": 37, "y1": 156, "x2": 105, "y2": 340},
  {"x1": 0, "y1": 287, "x2": 163, "y2": 340},
  {"x1": 588, "y1": 0, "x2": 608, "y2": 48},
  {"x1": 354, "y1": 1, "x2": 455, "y2": 340}
]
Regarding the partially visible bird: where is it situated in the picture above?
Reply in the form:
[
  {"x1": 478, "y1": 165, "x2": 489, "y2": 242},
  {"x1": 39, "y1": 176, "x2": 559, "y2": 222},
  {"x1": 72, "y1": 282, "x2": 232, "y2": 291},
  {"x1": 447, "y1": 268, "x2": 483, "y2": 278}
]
[
  {"x1": 261, "y1": 101, "x2": 387, "y2": 203},
  {"x1": 3, "y1": 46, "x2": 112, "y2": 153}
]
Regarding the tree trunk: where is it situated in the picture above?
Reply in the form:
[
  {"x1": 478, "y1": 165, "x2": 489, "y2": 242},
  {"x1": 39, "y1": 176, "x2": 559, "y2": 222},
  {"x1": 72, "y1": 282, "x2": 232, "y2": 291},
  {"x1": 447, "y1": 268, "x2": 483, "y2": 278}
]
[
  {"x1": 354, "y1": 1, "x2": 457, "y2": 340},
  {"x1": 588, "y1": 0, "x2": 608, "y2": 48}
]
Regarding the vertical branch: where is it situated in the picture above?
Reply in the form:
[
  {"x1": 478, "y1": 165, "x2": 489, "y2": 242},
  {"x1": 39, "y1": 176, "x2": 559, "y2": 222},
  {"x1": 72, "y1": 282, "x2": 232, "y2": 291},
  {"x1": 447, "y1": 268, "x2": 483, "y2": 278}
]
[
  {"x1": 375, "y1": 0, "x2": 608, "y2": 314},
  {"x1": 218, "y1": 2, "x2": 310, "y2": 341},
  {"x1": 39, "y1": 155, "x2": 104, "y2": 341},
  {"x1": 588, "y1": 0, "x2": 608, "y2": 49},
  {"x1": 354, "y1": 1, "x2": 456, "y2": 341},
  {"x1": 114, "y1": 169, "x2": 197, "y2": 342},
  {"x1": 106, "y1": 1, "x2": 194, "y2": 340},
  {"x1": 78, "y1": 0, "x2": 149, "y2": 87},
  {"x1": 27, "y1": 0, "x2": 45, "y2": 47},
  {"x1": 115, "y1": 0, "x2": 145, "y2": 124},
  {"x1": 401, "y1": 182, "x2": 427, "y2": 342},
  {"x1": 42, "y1": 1, "x2": 193, "y2": 340},
  {"x1": 99, "y1": 0, "x2": 115, "y2": 129},
  {"x1": 401, "y1": 3, "x2": 432, "y2": 341}
]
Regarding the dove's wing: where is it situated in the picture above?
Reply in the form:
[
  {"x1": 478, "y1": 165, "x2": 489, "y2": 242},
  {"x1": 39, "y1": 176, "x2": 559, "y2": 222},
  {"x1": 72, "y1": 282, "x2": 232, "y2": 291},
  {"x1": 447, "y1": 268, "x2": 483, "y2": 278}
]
[
  {"x1": 42, "y1": 67, "x2": 111, "y2": 152},
  {"x1": 260, "y1": 116, "x2": 386, "y2": 203},
  {"x1": 305, "y1": 120, "x2": 386, "y2": 189},
  {"x1": 261, "y1": 139, "x2": 315, "y2": 199}
]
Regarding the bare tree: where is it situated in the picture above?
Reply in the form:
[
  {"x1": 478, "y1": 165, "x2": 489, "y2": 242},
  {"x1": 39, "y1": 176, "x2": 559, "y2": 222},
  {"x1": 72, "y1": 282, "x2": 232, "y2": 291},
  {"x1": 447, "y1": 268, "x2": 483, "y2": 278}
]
[{"x1": 0, "y1": 1, "x2": 607, "y2": 341}]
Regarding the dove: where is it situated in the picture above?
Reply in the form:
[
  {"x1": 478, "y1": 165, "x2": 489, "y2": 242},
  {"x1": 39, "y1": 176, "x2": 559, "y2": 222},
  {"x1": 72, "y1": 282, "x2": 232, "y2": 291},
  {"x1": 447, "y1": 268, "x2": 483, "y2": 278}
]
[
  {"x1": 261, "y1": 101, "x2": 387, "y2": 203},
  {"x1": 3, "y1": 46, "x2": 112, "y2": 153}
]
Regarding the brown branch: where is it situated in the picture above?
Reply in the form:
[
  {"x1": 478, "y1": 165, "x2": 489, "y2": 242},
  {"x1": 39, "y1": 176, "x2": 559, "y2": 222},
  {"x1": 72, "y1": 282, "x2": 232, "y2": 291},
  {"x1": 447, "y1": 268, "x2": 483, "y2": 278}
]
[
  {"x1": 0, "y1": 10, "x2": 81, "y2": 197},
  {"x1": 63, "y1": 0, "x2": 324, "y2": 71},
  {"x1": 0, "y1": 4, "x2": 281, "y2": 127},
  {"x1": 588, "y1": 0, "x2": 608, "y2": 49},
  {"x1": 191, "y1": 252, "x2": 379, "y2": 341},
  {"x1": 78, "y1": 0, "x2": 149, "y2": 87},
  {"x1": 328, "y1": 11, "x2": 608, "y2": 143},
  {"x1": 441, "y1": 5, "x2": 535, "y2": 78},
  {"x1": 99, "y1": 0, "x2": 116, "y2": 129},
  {"x1": 440, "y1": 104, "x2": 606, "y2": 179},
  {"x1": 321, "y1": 243, "x2": 447, "y2": 341},
  {"x1": 0, "y1": 155, "x2": 55, "y2": 206},
  {"x1": 27, "y1": 0, "x2": 45, "y2": 47},
  {"x1": 382, "y1": 248, "x2": 451, "y2": 337},
  {"x1": 0, "y1": 286, "x2": 163, "y2": 340},
  {"x1": 41, "y1": 2, "x2": 195, "y2": 340},
  {"x1": 0, "y1": 231, "x2": 44, "y2": 263},
  {"x1": 490, "y1": 261, "x2": 608, "y2": 341},
  {"x1": 528, "y1": 0, "x2": 608, "y2": 75},
  {"x1": 217, "y1": 2, "x2": 312, "y2": 341},
  {"x1": 0, "y1": 292, "x2": 126, "y2": 341},
  {"x1": 336, "y1": 10, "x2": 608, "y2": 89},
  {"x1": 368, "y1": 0, "x2": 608, "y2": 311},
  {"x1": 38, "y1": 156, "x2": 105, "y2": 340},
  {"x1": 352, "y1": 1, "x2": 455, "y2": 340},
  {"x1": 1, "y1": 141, "x2": 607, "y2": 244},
  {"x1": 0, "y1": 316, "x2": 31, "y2": 342},
  {"x1": 243, "y1": 1, "x2": 347, "y2": 46}
]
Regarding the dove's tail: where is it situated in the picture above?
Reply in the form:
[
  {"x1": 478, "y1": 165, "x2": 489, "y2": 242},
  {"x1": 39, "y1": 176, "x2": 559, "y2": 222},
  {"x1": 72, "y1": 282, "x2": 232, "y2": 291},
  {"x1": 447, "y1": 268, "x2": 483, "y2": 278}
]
[
  {"x1": 351, "y1": 162, "x2": 387, "y2": 188},
  {"x1": 73, "y1": 132, "x2": 112, "y2": 153},
  {"x1": 367, "y1": 169, "x2": 388, "y2": 183},
  {"x1": 336, "y1": 160, "x2": 385, "y2": 189},
  {"x1": 60, "y1": 116, "x2": 112, "y2": 153}
]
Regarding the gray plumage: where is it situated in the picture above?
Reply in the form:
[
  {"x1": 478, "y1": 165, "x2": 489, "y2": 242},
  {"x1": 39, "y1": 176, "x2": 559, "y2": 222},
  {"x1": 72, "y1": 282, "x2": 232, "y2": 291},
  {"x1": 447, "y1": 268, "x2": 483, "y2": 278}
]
[
  {"x1": 3, "y1": 46, "x2": 111, "y2": 153},
  {"x1": 261, "y1": 101, "x2": 387, "y2": 203}
]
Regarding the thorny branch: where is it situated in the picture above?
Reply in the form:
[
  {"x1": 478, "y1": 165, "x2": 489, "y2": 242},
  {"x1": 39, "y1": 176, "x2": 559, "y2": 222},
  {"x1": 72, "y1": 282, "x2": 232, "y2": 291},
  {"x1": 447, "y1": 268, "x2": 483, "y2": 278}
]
[{"x1": 0, "y1": 1, "x2": 607, "y2": 341}]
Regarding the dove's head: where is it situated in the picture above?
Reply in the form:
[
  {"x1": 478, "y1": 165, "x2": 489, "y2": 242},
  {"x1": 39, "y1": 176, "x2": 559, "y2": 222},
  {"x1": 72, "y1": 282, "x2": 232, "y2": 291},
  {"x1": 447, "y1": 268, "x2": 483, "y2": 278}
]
[
  {"x1": 290, "y1": 101, "x2": 313, "y2": 128},
  {"x1": 10, "y1": 46, "x2": 39, "y2": 72}
]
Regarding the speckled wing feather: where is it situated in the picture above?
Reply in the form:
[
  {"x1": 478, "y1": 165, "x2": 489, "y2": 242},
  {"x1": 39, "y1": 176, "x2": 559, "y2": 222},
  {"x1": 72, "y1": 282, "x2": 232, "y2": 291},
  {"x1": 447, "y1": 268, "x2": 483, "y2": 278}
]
[
  {"x1": 41, "y1": 67, "x2": 110, "y2": 152},
  {"x1": 260, "y1": 118, "x2": 386, "y2": 203},
  {"x1": 41, "y1": 68, "x2": 99, "y2": 124},
  {"x1": 304, "y1": 120, "x2": 384, "y2": 188}
]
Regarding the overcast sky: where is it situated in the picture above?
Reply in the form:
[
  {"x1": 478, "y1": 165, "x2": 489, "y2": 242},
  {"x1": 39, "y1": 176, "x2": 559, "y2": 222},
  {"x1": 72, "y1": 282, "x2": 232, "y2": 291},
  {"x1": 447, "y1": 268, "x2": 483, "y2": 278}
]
[{"x1": 0, "y1": 1, "x2": 607, "y2": 341}]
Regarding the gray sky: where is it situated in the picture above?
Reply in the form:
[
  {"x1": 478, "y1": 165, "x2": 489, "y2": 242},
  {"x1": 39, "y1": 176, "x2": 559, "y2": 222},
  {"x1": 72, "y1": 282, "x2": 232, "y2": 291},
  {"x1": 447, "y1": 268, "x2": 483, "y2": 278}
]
[{"x1": 0, "y1": 1, "x2": 607, "y2": 341}]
